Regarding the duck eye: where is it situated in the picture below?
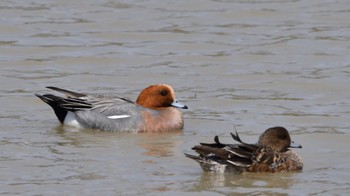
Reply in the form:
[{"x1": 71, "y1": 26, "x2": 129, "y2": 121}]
[{"x1": 160, "y1": 90, "x2": 168, "y2": 96}]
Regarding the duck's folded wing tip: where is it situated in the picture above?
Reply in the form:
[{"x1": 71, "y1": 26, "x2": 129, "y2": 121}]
[{"x1": 46, "y1": 86, "x2": 86, "y2": 98}]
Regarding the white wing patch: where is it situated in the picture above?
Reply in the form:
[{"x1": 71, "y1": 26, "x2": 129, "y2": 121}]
[{"x1": 107, "y1": 115, "x2": 130, "y2": 119}]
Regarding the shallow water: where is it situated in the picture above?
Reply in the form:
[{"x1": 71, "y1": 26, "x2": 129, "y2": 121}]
[{"x1": 1, "y1": 0, "x2": 350, "y2": 195}]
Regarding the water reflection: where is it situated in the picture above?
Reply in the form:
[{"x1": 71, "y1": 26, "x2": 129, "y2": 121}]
[
  {"x1": 190, "y1": 172, "x2": 299, "y2": 194},
  {"x1": 136, "y1": 131, "x2": 183, "y2": 157},
  {"x1": 53, "y1": 125, "x2": 183, "y2": 158}
]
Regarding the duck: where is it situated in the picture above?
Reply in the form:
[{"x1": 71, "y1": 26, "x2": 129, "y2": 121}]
[
  {"x1": 185, "y1": 127, "x2": 303, "y2": 173},
  {"x1": 35, "y1": 84, "x2": 188, "y2": 132}
]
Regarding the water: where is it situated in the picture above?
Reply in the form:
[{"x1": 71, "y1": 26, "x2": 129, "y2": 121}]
[{"x1": 1, "y1": 0, "x2": 350, "y2": 195}]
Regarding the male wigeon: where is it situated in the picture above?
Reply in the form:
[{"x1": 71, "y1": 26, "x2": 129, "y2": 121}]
[
  {"x1": 35, "y1": 84, "x2": 188, "y2": 132},
  {"x1": 185, "y1": 127, "x2": 303, "y2": 173}
]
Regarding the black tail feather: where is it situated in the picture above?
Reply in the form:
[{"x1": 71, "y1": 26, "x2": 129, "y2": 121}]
[
  {"x1": 199, "y1": 135, "x2": 227, "y2": 148},
  {"x1": 35, "y1": 93, "x2": 67, "y2": 123},
  {"x1": 184, "y1": 153, "x2": 200, "y2": 161}
]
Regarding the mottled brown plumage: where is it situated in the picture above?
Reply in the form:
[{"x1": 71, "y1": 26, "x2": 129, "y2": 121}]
[{"x1": 185, "y1": 127, "x2": 303, "y2": 173}]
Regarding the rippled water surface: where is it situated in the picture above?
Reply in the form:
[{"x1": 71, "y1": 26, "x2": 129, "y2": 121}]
[{"x1": 1, "y1": 0, "x2": 350, "y2": 195}]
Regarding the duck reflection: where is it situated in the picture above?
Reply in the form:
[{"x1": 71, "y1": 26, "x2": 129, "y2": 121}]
[
  {"x1": 54, "y1": 125, "x2": 183, "y2": 159},
  {"x1": 136, "y1": 130, "x2": 183, "y2": 157},
  {"x1": 191, "y1": 171, "x2": 299, "y2": 192}
]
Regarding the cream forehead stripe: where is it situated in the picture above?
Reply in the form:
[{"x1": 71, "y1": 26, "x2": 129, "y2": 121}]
[{"x1": 107, "y1": 115, "x2": 130, "y2": 119}]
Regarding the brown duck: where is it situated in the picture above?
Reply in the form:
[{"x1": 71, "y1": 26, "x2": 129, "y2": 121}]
[{"x1": 185, "y1": 127, "x2": 303, "y2": 173}]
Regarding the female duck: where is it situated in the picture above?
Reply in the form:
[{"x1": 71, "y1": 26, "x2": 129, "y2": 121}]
[{"x1": 185, "y1": 127, "x2": 303, "y2": 173}]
